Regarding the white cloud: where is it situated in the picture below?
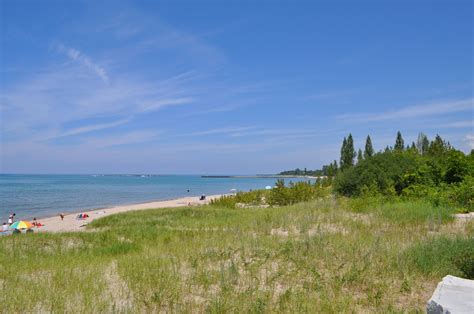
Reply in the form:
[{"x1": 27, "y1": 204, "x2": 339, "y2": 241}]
[
  {"x1": 57, "y1": 44, "x2": 109, "y2": 83},
  {"x1": 52, "y1": 118, "x2": 130, "y2": 139},
  {"x1": 465, "y1": 133, "x2": 474, "y2": 149},
  {"x1": 140, "y1": 97, "x2": 194, "y2": 112},
  {"x1": 440, "y1": 120, "x2": 474, "y2": 128},
  {"x1": 177, "y1": 126, "x2": 258, "y2": 137},
  {"x1": 337, "y1": 98, "x2": 473, "y2": 122},
  {"x1": 82, "y1": 130, "x2": 161, "y2": 147}
]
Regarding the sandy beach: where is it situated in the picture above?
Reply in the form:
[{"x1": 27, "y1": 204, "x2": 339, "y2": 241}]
[{"x1": 32, "y1": 194, "x2": 223, "y2": 233}]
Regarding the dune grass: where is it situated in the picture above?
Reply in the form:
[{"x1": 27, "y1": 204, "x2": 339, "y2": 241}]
[{"x1": 0, "y1": 197, "x2": 472, "y2": 312}]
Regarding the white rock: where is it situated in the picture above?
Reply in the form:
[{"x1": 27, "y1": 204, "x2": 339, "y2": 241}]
[{"x1": 427, "y1": 275, "x2": 474, "y2": 313}]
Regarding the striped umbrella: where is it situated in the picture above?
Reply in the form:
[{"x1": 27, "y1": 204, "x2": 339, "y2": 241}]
[{"x1": 9, "y1": 221, "x2": 33, "y2": 230}]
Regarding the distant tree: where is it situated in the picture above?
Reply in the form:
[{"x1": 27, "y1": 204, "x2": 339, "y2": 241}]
[
  {"x1": 304, "y1": 167, "x2": 307, "y2": 175},
  {"x1": 326, "y1": 163, "x2": 335, "y2": 177},
  {"x1": 347, "y1": 134, "x2": 356, "y2": 165},
  {"x1": 416, "y1": 133, "x2": 430, "y2": 155},
  {"x1": 364, "y1": 135, "x2": 374, "y2": 158},
  {"x1": 340, "y1": 134, "x2": 356, "y2": 170},
  {"x1": 410, "y1": 142, "x2": 416, "y2": 151},
  {"x1": 428, "y1": 134, "x2": 448, "y2": 156},
  {"x1": 394, "y1": 131, "x2": 404, "y2": 151},
  {"x1": 357, "y1": 149, "x2": 363, "y2": 163},
  {"x1": 444, "y1": 150, "x2": 470, "y2": 184},
  {"x1": 340, "y1": 137, "x2": 347, "y2": 169},
  {"x1": 333, "y1": 160, "x2": 338, "y2": 173}
]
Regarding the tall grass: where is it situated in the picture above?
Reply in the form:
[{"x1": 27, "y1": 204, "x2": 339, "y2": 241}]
[{"x1": 0, "y1": 197, "x2": 472, "y2": 312}]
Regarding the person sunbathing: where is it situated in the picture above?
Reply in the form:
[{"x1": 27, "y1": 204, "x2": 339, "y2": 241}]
[{"x1": 32, "y1": 218, "x2": 44, "y2": 227}]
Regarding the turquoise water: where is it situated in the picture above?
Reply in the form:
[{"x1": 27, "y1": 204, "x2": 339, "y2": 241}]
[{"x1": 0, "y1": 174, "x2": 311, "y2": 221}]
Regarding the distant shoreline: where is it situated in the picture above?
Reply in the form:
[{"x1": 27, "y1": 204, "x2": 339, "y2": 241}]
[{"x1": 202, "y1": 175, "x2": 324, "y2": 179}]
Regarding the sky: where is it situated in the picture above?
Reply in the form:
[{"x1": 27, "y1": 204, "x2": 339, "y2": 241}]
[{"x1": 1, "y1": 0, "x2": 473, "y2": 174}]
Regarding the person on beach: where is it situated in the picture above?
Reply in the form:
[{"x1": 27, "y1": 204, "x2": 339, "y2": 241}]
[
  {"x1": 8, "y1": 213, "x2": 14, "y2": 225},
  {"x1": 2, "y1": 222, "x2": 8, "y2": 232},
  {"x1": 32, "y1": 218, "x2": 43, "y2": 227},
  {"x1": 59, "y1": 213, "x2": 64, "y2": 221}
]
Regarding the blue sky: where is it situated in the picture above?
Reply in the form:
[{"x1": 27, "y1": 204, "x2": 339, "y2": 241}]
[{"x1": 1, "y1": 0, "x2": 473, "y2": 174}]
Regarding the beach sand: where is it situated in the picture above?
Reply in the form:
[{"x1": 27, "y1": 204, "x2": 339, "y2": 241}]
[{"x1": 33, "y1": 194, "x2": 222, "y2": 233}]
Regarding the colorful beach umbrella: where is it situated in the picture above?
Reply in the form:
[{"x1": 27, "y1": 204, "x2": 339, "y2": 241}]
[{"x1": 9, "y1": 221, "x2": 33, "y2": 230}]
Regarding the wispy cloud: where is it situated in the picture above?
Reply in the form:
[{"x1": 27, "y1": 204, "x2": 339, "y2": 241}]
[
  {"x1": 56, "y1": 44, "x2": 109, "y2": 83},
  {"x1": 51, "y1": 118, "x2": 130, "y2": 139},
  {"x1": 465, "y1": 133, "x2": 474, "y2": 149},
  {"x1": 140, "y1": 97, "x2": 194, "y2": 112},
  {"x1": 337, "y1": 98, "x2": 473, "y2": 122},
  {"x1": 177, "y1": 126, "x2": 258, "y2": 137},
  {"x1": 304, "y1": 87, "x2": 365, "y2": 101},
  {"x1": 82, "y1": 130, "x2": 161, "y2": 147},
  {"x1": 440, "y1": 120, "x2": 474, "y2": 129}
]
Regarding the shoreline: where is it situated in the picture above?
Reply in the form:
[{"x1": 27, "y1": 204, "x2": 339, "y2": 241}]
[{"x1": 31, "y1": 194, "x2": 223, "y2": 233}]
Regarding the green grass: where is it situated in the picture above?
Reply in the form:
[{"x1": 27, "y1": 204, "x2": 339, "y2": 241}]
[{"x1": 0, "y1": 197, "x2": 472, "y2": 312}]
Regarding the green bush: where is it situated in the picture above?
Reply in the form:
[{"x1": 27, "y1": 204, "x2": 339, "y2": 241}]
[
  {"x1": 334, "y1": 150, "x2": 422, "y2": 197},
  {"x1": 267, "y1": 180, "x2": 330, "y2": 206},
  {"x1": 211, "y1": 180, "x2": 330, "y2": 208},
  {"x1": 210, "y1": 195, "x2": 238, "y2": 208},
  {"x1": 334, "y1": 145, "x2": 473, "y2": 212},
  {"x1": 210, "y1": 190, "x2": 270, "y2": 208}
]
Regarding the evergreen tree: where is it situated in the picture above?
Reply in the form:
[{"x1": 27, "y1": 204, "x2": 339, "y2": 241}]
[
  {"x1": 345, "y1": 134, "x2": 356, "y2": 168},
  {"x1": 394, "y1": 131, "x2": 404, "y2": 151},
  {"x1": 340, "y1": 135, "x2": 356, "y2": 170},
  {"x1": 340, "y1": 137, "x2": 347, "y2": 169},
  {"x1": 357, "y1": 149, "x2": 363, "y2": 163},
  {"x1": 428, "y1": 134, "x2": 448, "y2": 156},
  {"x1": 410, "y1": 142, "x2": 416, "y2": 150},
  {"x1": 333, "y1": 160, "x2": 338, "y2": 173},
  {"x1": 364, "y1": 135, "x2": 374, "y2": 158},
  {"x1": 422, "y1": 137, "x2": 430, "y2": 155}
]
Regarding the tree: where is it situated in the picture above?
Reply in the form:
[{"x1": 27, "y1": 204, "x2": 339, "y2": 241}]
[
  {"x1": 364, "y1": 135, "x2": 374, "y2": 158},
  {"x1": 428, "y1": 134, "x2": 448, "y2": 156},
  {"x1": 417, "y1": 133, "x2": 429, "y2": 155},
  {"x1": 410, "y1": 142, "x2": 416, "y2": 151},
  {"x1": 340, "y1": 134, "x2": 356, "y2": 170},
  {"x1": 357, "y1": 149, "x2": 363, "y2": 163},
  {"x1": 394, "y1": 131, "x2": 404, "y2": 151},
  {"x1": 444, "y1": 150, "x2": 470, "y2": 184},
  {"x1": 340, "y1": 137, "x2": 347, "y2": 169}
]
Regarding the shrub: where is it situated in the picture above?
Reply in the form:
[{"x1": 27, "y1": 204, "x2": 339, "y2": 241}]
[
  {"x1": 334, "y1": 150, "x2": 422, "y2": 196},
  {"x1": 210, "y1": 190, "x2": 270, "y2": 208},
  {"x1": 267, "y1": 180, "x2": 329, "y2": 206}
]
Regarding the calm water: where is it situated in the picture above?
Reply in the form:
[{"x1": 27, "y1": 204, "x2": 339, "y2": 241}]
[{"x1": 0, "y1": 174, "x2": 311, "y2": 220}]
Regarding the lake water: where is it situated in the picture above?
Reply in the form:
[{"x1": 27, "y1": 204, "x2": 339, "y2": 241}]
[{"x1": 0, "y1": 174, "x2": 312, "y2": 220}]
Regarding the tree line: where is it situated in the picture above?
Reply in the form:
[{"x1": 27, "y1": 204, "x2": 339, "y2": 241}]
[{"x1": 331, "y1": 131, "x2": 473, "y2": 211}]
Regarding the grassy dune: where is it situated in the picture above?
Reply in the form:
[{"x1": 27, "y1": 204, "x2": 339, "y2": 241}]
[{"x1": 1, "y1": 197, "x2": 472, "y2": 312}]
